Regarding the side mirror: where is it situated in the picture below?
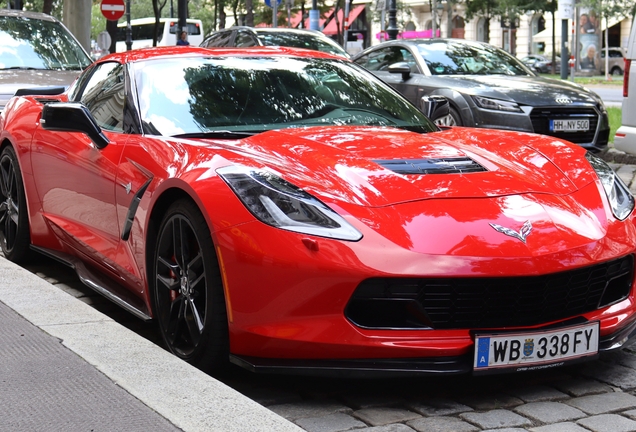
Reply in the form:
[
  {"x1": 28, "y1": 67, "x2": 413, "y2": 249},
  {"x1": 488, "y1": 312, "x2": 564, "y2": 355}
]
[
  {"x1": 41, "y1": 102, "x2": 109, "y2": 149},
  {"x1": 420, "y1": 95, "x2": 450, "y2": 124},
  {"x1": 388, "y1": 61, "x2": 412, "y2": 81},
  {"x1": 15, "y1": 86, "x2": 66, "y2": 96}
]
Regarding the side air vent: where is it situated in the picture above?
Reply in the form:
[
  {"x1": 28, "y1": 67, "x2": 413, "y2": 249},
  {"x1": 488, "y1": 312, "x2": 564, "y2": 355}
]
[{"x1": 373, "y1": 157, "x2": 487, "y2": 174}]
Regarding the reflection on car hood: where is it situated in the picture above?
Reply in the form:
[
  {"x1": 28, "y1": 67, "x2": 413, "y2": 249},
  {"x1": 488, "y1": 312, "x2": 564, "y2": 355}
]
[
  {"x1": 0, "y1": 69, "x2": 80, "y2": 110},
  {"x1": 432, "y1": 74, "x2": 601, "y2": 106},
  {"x1": 217, "y1": 125, "x2": 593, "y2": 208}
]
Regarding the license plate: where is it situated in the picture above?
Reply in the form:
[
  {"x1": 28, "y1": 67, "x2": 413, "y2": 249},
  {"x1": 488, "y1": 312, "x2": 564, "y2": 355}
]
[
  {"x1": 473, "y1": 321, "x2": 599, "y2": 374},
  {"x1": 550, "y1": 119, "x2": 589, "y2": 132}
]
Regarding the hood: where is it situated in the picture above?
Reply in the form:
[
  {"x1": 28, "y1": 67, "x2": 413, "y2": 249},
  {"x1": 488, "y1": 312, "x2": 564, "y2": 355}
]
[
  {"x1": 216, "y1": 126, "x2": 594, "y2": 208},
  {"x1": 0, "y1": 69, "x2": 80, "y2": 110},
  {"x1": 434, "y1": 74, "x2": 602, "y2": 107}
]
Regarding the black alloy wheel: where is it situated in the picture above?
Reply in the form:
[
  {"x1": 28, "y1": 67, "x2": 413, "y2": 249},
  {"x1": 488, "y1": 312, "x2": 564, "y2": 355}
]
[
  {"x1": 152, "y1": 199, "x2": 228, "y2": 372},
  {"x1": 0, "y1": 146, "x2": 30, "y2": 262}
]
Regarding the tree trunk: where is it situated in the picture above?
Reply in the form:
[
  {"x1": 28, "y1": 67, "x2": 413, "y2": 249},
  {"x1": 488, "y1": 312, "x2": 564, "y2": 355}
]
[
  {"x1": 245, "y1": 0, "x2": 254, "y2": 26},
  {"x1": 42, "y1": 0, "x2": 54, "y2": 15}
]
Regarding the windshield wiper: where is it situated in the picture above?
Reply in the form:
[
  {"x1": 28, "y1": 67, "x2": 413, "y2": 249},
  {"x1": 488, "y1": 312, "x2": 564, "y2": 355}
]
[{"x1": 171, "y1": 130, "x2": 258, "y2": 139}]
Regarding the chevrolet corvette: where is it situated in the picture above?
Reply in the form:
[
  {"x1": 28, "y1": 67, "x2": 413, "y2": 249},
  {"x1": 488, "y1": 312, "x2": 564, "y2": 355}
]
[{"x1": 1, "y1": 46, "x2": 635, "y2": 377}]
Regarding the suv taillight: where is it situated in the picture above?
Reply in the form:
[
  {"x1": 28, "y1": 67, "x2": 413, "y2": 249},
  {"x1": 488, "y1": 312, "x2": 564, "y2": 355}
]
[{"x1": 625, "y1": 59, "x2": 631, "y2": 97}]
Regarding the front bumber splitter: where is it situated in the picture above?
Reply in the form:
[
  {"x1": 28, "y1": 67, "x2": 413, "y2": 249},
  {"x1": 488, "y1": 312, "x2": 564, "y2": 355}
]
[{"x1": 229, "y1": 318, "x2": 636, "y2": 378}]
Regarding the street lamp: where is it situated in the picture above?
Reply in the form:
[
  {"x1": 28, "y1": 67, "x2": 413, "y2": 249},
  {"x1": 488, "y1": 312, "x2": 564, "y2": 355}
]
[{"x1": 386, "y1": 0, "x2": 398, "y2": 40}]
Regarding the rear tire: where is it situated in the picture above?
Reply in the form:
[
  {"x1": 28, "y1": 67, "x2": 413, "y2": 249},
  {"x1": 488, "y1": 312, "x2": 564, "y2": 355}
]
[
  {"x1": 151, "y1": 198, "x2": 229, "y2": 373},
  {"x1": 0, "y1": 146, "x2": 31, "y2": 263},
  {"x1": 610, "y1": 66, "x2": 623, "y2": 76}
]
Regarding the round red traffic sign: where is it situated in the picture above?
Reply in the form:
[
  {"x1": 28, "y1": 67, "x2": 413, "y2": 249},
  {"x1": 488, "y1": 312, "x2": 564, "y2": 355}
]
[{"x1": 100, "y1": 0, "x2": 125, "y2": 21}]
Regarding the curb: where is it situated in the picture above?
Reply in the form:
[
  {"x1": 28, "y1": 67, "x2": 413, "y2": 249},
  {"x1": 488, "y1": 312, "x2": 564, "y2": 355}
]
[
  {"x1": 601, "y1": 147, "x2": 636, "y2": 165},
  {"x1": 0, "y1": 256, "x2": 303, "y2": 432}
]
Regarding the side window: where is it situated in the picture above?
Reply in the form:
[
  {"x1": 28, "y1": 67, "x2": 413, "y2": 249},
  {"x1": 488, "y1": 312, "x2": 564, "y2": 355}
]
[
  {"x1": 77, "y1": 62, "x2": 125, "y2": 132},
  {"x1": 357, "y1": 47, "x2": 404, "y2": 71},
  {"x1": 235, "y1": 31, "x2": 257, "y2": 47},
  {"x1": 202, "y1": 31, "x2": 232, "y2": 47}
]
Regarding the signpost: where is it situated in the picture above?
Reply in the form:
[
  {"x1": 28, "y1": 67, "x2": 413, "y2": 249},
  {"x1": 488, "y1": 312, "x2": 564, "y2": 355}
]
[
  {"x1": 558, "y1": 0, "x2": 574, "y2": 79},
  {"x1": 264, "y1": 0, "x2": 281, "y2": 27},
  {"x1": 100, "y1": 0, "x2": 125, "y2": 21}
]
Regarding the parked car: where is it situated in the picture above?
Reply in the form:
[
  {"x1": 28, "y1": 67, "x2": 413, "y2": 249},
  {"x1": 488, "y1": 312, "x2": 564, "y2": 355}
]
[
  {"x1": 200, "y1": 26, "x2": 349, "y2": 58},
  {"x1": 2, "y1": 46, "x2": 636, "y2": 377},
  {"x1": 353, "y1": 39, "x2": 609, "y2": 152},
  {"x1": 520, "y1": 54, "x2": 561, "y2": 73},
  {"x1": 0, "y1": 9, "x2": 92, "y2": 112},
  {"x1": 115, "y1": 17, "x2": 204, "y2": 52},
  {"x1": 535, "y1": 55, "x2": 561, "y2": 74},
  {"x1": 614, "y1": 27, "x2": 636, "y2": 153},
  {"x1": 600, "y1": 47, "x2": 626, "y2": 76}
]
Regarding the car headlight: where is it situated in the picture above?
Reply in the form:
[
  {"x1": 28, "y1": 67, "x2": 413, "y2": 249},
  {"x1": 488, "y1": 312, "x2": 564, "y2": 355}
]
[
  {"x1": 586, "y1": 152, "x2": 635, "y2": 220},
  {"x1": 472, "y1": 95, "x2": 523, "y2": 113},
  {"x1": 217, "y1": 166, "x2": 363, "y2": 241}
]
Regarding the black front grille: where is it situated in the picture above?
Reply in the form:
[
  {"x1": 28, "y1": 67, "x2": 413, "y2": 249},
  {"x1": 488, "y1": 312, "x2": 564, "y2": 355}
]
[
  {"x1": 346, "y1": 255, "x2": 634, "y2": 330},
  {"x1": 530, "y1": 107, "x2": 599, "y2": 144}
]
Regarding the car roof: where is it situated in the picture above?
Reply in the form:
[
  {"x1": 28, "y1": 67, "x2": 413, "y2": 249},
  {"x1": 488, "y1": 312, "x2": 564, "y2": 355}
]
[
  {"x1": 97, "y1": 45, "x2": 348, "y2": 63},
  {"x1": 0, "y1": 9, "x2": 59, "y2": 22},
  {"x1": 208, "y1": 26, "x2": 332, "y2": 38}
]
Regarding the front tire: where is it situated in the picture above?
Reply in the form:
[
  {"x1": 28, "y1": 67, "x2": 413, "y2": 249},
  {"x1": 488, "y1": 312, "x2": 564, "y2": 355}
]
[
  {"x1": 0, "y1": 146, "x2": 31, "y2": 262},
  {"x1": 151, "y1": 199, "x2": 229, "y2": 372},
  {"x1": 434, "y1": 106, "x2": 462, "y2": 127}
]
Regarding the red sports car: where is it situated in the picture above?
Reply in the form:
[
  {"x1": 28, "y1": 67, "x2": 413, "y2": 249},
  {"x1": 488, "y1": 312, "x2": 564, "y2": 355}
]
[{"x1": 1, "y1": 46, "x2": 635, "y2": 377}]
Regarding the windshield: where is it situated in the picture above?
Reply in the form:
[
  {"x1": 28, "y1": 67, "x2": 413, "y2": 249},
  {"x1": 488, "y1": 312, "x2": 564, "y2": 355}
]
[
  {"x1": 255, "y1": 31, "x2": 349, "y2": 58},
  {"x1": 0, "y1": 15, "x2": 92, "y2": 70},
  {"x1": 417, "y1": 41, "x2": 534, "y2": 76},
  {"x1": 134, "y1": 56, "x2": 436, "y2": 136}
]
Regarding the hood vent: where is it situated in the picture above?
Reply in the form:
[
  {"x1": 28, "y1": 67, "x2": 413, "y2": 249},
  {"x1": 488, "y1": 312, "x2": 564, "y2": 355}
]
[{"x1": 373, "y1": 157, "x2": 487, "y2": 175}]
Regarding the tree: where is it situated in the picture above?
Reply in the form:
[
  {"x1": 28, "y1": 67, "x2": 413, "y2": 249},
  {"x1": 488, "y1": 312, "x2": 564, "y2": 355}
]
[
  {"x1": 463, "y1": 0, "x2": 557, "y2": 68},
  {"x1": 370, "y1": 0, "x2": 413, "y2": 38},
  {"x1": 152, "y1": 0, "x2": 169, "y2": 46}
]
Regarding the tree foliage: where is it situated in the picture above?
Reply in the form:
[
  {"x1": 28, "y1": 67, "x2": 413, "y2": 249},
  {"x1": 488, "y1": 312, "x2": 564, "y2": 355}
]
[{"x1": 463, "y1": 0, "x2": 555, "y2": 21}]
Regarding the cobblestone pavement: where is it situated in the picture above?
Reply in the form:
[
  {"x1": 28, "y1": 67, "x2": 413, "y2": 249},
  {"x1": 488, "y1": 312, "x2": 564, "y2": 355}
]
[{"x1": 24, "y1": 146, "x2": 636, "y2": 432}]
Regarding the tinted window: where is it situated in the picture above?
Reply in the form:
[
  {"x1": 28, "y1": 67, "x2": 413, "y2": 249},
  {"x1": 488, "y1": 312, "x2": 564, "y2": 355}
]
[
  {"x1": 116, "y1": 23, "x2": 162, "y2": 42},
  {"x1": 354, "y1": 47, "x2": 403, "y2": 71},
  {"x1": 235, "y1": 31, "x2": 258, "y2": 47},
  {"x1": 254, "y1": 30, "x2": 348, "y2": 57},
  {"x1": 0, "y1": 15, "x2": 92, "y2": 70},
  {"x1": 168, "y1": 21, "x2": 201, "y2": 36},
  {"x1": 201, "y1": 31, "x2": 232, "y2": 47},
  {"x1": 79, "y1": 62, "x2": 125, "y2": 132}
]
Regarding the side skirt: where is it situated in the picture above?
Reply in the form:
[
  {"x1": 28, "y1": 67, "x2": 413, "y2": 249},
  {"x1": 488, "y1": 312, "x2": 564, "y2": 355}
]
[{"x1": 30, "y1": 245, "x2": 152, "y2": 321}]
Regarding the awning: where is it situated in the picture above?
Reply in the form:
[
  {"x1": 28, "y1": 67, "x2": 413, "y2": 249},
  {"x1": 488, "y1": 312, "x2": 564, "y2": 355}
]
[
  {"x1": 322, "y1": 5, "x2": 365, "y2": 35},
  {"x1": 531, "y1": 27, "x2": 556, "y2": 43},
  {"x1": 601, "y1": 16, "x2": 622, "y2": 31}
]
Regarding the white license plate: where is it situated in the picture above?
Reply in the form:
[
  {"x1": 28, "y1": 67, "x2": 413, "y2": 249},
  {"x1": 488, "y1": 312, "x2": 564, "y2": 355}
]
[
  {"x1": 550, "y1": 119, "x2": 589, "y2": 132},
  {"x1": 473, "y1": 321, "x2": 599, "y2": 373}
]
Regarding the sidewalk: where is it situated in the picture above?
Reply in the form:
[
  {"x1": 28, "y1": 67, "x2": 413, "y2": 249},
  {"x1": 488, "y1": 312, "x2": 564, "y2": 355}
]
[{"x1": 0, "y1": 256, "x2": 302, "y2": 432}]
